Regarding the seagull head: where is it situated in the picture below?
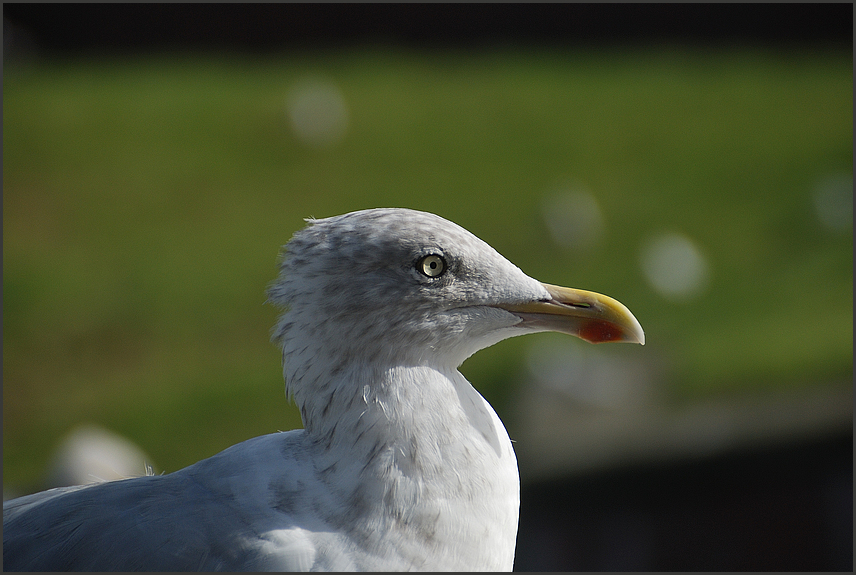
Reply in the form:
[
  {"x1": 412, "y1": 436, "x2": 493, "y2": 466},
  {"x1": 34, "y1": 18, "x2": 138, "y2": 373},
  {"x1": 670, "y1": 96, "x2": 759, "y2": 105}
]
[{"x1": 268, "y1": 208, "x2": 643, "y2": 377}]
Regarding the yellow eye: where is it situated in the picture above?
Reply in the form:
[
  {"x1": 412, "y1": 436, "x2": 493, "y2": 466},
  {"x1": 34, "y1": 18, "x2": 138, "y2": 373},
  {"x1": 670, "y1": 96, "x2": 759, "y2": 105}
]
[{"x1": 419, "y1": 254, "x2": 446, "y2": 278}]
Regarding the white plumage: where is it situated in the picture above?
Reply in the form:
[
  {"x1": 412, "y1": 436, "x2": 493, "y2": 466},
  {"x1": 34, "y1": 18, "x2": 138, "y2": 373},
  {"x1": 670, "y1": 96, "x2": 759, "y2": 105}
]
[{"x1": 3, "y1": 208, "x2": 643, "y2": 571}]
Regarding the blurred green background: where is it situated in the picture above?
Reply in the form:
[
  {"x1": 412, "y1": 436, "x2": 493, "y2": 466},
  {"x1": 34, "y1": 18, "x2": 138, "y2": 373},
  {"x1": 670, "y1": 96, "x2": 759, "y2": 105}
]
[{"x1": 3, "y1": 45, "x2": 851, "y2": 504}]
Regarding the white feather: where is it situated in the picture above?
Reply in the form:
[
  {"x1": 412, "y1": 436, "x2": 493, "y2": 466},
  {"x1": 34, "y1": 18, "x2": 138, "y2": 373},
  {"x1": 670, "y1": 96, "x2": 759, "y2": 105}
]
[{"x1": 4, "y1": 208, "x2": 569, "y2": 571}]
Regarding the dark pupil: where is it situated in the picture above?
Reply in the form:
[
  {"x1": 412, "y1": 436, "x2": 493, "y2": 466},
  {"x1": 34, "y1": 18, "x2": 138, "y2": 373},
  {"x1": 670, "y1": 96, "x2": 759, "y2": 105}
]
[{"x1": 429, "y1": 261, "x2": 437, "y2": 269}]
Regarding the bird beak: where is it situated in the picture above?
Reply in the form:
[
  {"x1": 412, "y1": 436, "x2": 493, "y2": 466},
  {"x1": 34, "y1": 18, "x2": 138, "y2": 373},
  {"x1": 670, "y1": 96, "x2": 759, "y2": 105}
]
[{"x1": 497, "y1": 283, "x2": 645, "y2": 345}]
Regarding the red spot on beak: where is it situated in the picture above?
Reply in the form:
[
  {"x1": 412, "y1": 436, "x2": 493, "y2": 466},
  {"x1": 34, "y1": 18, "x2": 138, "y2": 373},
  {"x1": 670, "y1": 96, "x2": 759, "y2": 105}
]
[{"x1": 579, "y1": 320, "x2": 624, "y2": 344}]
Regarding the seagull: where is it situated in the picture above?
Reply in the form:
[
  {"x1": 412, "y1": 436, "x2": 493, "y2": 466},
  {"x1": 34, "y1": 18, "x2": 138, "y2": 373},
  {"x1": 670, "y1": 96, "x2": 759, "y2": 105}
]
[{"x1": 3, "y1": 208, "x2": 644, "y2": 571}]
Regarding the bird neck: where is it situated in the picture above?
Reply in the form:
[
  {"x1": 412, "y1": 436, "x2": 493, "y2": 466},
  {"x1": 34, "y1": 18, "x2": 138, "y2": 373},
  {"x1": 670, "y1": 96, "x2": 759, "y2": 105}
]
[
  {"x1": 296, "y1": 361, "x2": 520, "y2": 570},
  {"x1": 297, "y1": 360, "x2": 505, "y2": 459}
]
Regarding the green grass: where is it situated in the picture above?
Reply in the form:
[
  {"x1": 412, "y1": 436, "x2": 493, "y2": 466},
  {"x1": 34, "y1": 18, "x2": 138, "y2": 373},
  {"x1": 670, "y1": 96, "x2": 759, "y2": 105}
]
[{"x1": 3, "y1": 46, "x2": 852, "y2": 492}]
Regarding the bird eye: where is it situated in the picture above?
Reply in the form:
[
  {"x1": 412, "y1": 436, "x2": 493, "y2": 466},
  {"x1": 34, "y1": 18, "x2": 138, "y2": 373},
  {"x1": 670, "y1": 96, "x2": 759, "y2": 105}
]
[{"x1": 418, "y1": 254, "x2": 446, "y2": 278}]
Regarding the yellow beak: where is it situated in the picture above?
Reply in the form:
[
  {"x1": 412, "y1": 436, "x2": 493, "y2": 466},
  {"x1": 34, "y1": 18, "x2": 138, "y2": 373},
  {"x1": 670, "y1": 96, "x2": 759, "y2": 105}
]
[{"x1": 496, "y1": 283, "x2": 645, "y2": 345}]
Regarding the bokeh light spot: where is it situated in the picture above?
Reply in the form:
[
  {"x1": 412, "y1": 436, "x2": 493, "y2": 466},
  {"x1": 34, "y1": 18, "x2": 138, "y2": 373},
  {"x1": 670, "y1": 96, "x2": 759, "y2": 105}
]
[
  {"x1": 286, "y1": 77, "x2": 349, "y2": 149},
  {"x1": 540, "y1": 185, "x2": 605, "y2": 252},
  {"x1": 640, "y1": 232, "x2": 710, "y2": 302},
  {"x1": 812, "y1": 172, "x2": 853, "y2": 234}
]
